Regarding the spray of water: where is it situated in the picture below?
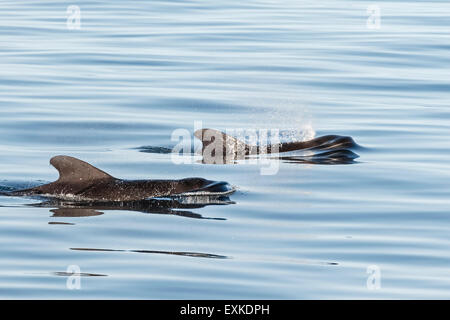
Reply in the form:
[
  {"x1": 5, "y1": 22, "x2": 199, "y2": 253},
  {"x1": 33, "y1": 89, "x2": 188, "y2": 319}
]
[{"x1": 247, "y1": 101, "x2": 315, "y2": 143}]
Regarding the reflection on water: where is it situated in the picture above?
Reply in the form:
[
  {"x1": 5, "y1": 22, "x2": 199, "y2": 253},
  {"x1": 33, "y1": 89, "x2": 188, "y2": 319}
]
[
  {"x1": 50, "y1": 208, "x2": 104, "y2": 218},
  {"x1": 276, "y1": 150, "x2": 360, "y2": 165},
  {"x1": 137, "y1": 146, "x2": 173, "y2": 154},
  {"x1": 70, "y1": 247, "x2": 228, "y2": 259},
  {"x1": 32, "y1": 196, "x2": 234, "y2": 221},
  {"x1": 53, "y1": 272, "x2": 107, "y2": 277},
  {"x1": 48, "y1": 221, "x2": 75, "y2": 225}
]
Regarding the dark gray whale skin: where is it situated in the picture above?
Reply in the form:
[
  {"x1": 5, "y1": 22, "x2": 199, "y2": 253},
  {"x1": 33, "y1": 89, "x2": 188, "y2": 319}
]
[{"x1": 3, "y1": 156, "x2": 233, "y2": 202}]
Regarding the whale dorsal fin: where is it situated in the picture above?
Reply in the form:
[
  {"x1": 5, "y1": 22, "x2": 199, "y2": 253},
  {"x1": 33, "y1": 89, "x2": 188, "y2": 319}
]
[
  {"x1": 194, "y1": 128, "x2": 250, "y2": 160},
  {"x1": 50, "y1": 156, "x2": 115, "y2": 184}
]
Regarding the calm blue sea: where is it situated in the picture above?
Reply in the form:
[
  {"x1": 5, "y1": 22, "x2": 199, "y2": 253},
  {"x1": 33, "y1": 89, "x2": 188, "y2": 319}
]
[{"x1": 0, "y1": 0, "x2": 449, "y2": 299}]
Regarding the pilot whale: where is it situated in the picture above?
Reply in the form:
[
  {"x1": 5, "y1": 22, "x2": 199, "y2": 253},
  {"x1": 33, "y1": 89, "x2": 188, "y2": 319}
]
[
  {"x1": 193, "y1": 128, "x2": 358, "y2": 162},
  {"x1": 1, "y1": 155, "x2": 234, "y2": 201}
]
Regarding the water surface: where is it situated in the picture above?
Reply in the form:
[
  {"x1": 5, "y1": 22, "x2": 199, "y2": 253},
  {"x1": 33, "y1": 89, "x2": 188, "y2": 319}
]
[{"x1": 0, "y1": 0, "x2": 450, "y2": 299}]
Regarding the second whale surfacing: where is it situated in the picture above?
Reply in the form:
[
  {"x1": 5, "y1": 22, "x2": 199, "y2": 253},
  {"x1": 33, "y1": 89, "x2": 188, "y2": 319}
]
[
  {"x1": 193, "y1": 128, "x2": 359, "y2": 164},
  {"x1": 3, "y1": 155, "x2": 234, "y2": 202}
]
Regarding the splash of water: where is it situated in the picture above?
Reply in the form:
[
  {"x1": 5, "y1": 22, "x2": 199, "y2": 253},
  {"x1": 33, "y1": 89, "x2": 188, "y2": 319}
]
[{"x1": 247, "y1": 101, "x2": 316, "y2": 143}]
